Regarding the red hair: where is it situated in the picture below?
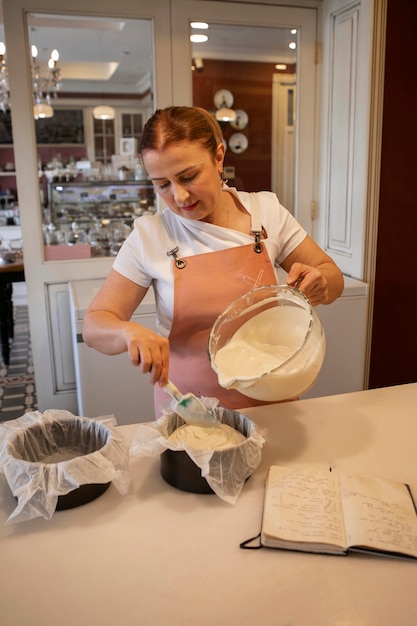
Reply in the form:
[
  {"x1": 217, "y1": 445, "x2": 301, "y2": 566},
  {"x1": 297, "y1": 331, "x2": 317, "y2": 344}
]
[{"x1": 139, "y1": 106, "x2": 223, "y2": 162}]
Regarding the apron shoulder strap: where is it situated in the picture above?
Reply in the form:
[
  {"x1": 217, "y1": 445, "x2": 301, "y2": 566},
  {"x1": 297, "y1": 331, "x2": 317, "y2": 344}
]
[
  {"x1": 227, "y1": 187, "x2": 262, "y2": 232},
  {"x1": 248, "y1": 193, "x2": 263, "y2": 253},
  {"x1": 248, "y1": 192, "x2": 262, "y2": 232}
]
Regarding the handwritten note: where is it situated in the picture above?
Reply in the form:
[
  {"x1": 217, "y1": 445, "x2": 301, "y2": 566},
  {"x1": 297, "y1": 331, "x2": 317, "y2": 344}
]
[
  {"x1": 263, "y1": 466, "x2": 346, "y2": 548},
  {"x1": 339, "y1": 473, "x2": 417, "y2": 554},
  {"x1": 261, "y1": 466, "x2": 417, "y2": 558}
]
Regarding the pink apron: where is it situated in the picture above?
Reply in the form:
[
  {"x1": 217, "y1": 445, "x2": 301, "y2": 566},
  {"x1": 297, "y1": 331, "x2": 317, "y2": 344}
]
[{"x1": 154, "y1": 197, "x2": 277, "y2": 417}]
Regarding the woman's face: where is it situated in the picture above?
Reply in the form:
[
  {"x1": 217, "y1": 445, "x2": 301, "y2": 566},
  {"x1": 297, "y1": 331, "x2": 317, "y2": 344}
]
[{"x1": 142, "y1": 140, "x2": 225, "y2": 223}]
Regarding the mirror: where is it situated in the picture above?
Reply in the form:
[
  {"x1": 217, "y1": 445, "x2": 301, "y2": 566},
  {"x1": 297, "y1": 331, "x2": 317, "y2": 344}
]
[
  {"x1": 191, "y1": 22, "x2": 297, "y2": 213},
  {"x1": 24, "y1": 13, "x2": 156, "y2": 259}
]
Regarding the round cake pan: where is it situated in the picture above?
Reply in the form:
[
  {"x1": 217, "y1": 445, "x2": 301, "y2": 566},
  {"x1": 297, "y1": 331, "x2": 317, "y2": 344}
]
[
  {"x1": 160, "y1": 408, "x2": 255, "y2": 495},
  {"x1": 56, "y1": 482, "x2": 111, "y2": 510},
  {"x1": 160, "y1": 449, "x2": 214, "y2": 494},
  {"x1": 8, "y1": 417, "x2": 113, "y2": 511}
]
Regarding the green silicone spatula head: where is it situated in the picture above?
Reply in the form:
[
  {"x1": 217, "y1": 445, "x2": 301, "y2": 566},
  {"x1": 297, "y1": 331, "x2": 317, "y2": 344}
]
[{"x1": 163, "y1": 380, "x2": 219, "y2": 427}]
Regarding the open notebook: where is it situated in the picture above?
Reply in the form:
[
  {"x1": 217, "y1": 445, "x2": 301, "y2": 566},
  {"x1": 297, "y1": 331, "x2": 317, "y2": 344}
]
[{"x1": 241, "y1": 465, "x2": 417, "y2": 559}]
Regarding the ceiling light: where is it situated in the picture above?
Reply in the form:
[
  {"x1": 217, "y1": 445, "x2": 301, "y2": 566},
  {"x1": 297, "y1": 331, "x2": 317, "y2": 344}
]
[
  {"x1": 291, "y1": 29, "x2": 297, "y2": 35},
  {"x1": 275, "y1": 64, "x2": 288, "y2": 71},
  {"x1": 93, "y1": 105, "x2": 116, "y2": 120},
  {"x1": 190, "y1": 34, "x2": 208, "y2": 43},
  {"x1": 289, "y1": 42, "x2": 297, "y2": 50},
  {"x1": 190, "y1": 22, "x2": 209, "y2": 29}
]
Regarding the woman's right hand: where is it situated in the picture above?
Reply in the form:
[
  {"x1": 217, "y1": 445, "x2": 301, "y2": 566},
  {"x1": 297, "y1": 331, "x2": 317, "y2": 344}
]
[
  {"x1": 122, "y1": 321, "x2": 170, "y2": 385},
  {"x1": 82, "y1": 271, "x2": 170, "y2": 386}
]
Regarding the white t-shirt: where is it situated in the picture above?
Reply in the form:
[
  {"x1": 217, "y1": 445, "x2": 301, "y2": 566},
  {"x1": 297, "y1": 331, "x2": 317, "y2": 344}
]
[{"x1": 113, "y1": 188, "x2": 307, "y2": 337}]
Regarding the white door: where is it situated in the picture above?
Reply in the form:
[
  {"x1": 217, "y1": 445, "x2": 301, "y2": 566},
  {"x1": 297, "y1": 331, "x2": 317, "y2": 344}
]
[{"x1": 317, "y1": 0, "x2": 375, "y2": 279}]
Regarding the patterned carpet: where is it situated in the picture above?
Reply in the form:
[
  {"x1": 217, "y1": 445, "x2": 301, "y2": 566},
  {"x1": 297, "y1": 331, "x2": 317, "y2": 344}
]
[{"x1": 0, "y1": 306, "x2": 38, "y2": 421}]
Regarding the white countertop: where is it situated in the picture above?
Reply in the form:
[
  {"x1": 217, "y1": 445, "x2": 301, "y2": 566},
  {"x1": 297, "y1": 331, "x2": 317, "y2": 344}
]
[{"x1": 1, "y1": 383, "x2": 417, "y2": 626}]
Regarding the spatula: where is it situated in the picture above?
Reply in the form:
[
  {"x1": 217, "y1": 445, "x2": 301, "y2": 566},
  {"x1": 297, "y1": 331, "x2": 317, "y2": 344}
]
[{"x1": 163, "y1": 380, "x2": 219, "y2": 427}]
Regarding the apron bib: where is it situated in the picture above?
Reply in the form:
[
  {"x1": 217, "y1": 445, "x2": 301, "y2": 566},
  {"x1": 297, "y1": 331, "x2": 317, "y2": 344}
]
[{"x1": 154, "y1": 195, "x2": 277, "y2": 416}]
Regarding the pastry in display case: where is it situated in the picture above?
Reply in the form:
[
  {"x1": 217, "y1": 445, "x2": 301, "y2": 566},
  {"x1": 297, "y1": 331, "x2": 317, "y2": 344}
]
[{"x1": 43, "y1": 179, "x2": 156, "y2": 260}]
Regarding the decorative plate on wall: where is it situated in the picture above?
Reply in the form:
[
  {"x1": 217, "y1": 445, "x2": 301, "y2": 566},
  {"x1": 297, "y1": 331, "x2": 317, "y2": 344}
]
[
  {"x1": 229, "y1": 133, "x2": 249, "y2": 154},
  {"x1": 214, "y1": 89, "x2": 234, "y2": 109},
  {"x1": 230, "y1": 109, "x2": 249, "y2": 130}
]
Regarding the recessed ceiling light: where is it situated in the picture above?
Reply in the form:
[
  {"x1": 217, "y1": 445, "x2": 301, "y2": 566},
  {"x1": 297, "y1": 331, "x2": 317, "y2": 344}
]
[
  {"x1": 190, "y1": 34, "x2": 208, "y2": 43},
  {"x1": 190, "y1": 22, "x2": 209, "y2": 29},
  {"x1": 289, "y1": 42, "x2": 297, "y2": 50},
  {"x1": 291, "y1": 29, "x2": 297, "y2": 35},
  {"x1": 275, "y1": 64, "x2": 288, "y2": 70}
]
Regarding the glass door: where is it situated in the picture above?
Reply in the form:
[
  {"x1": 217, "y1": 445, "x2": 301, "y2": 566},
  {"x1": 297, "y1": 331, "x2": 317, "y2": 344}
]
[
  {"x1": 2, "y1": 0, "x2": 172, "y2": 412},
  {"x1": 171, "y1": 0, "x2": 318, "y2": 235}
]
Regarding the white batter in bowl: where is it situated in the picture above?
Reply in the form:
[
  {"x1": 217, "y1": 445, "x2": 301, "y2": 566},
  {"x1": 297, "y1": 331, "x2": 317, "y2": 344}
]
[{"x1": 208, "y1": 285, "x2": 326, "y2": 401}]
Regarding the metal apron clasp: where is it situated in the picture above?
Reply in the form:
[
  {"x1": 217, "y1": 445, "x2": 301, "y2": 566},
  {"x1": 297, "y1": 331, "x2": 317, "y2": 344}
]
[
  {"x1": 167, "y1": 246, "x2": 187, "y2": 269},
  {"x1": 251, "y1": 230, "x2": 263, "y2": 253}
]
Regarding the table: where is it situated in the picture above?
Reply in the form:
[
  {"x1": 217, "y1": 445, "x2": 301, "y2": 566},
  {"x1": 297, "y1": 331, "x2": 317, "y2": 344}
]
[
  {"x1": 1, "y1": 383, "x2": 417, "y2": 626},
  {"x1": 0, "y1": 258, "x2": 25, "y2": 365}
]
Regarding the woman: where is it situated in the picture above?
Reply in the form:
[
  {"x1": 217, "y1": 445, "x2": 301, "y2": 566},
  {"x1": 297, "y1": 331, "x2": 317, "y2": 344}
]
[{"x1": 83, "y1": 106, "x2": 344, "y2": 415}]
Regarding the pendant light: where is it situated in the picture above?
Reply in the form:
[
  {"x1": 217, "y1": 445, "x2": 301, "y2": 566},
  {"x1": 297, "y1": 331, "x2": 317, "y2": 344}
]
[
  {"x1": 215, "y1": 107, "x2": 237, "y2": 122},
  {"x1": 92, "y1": 31, "x2": 116, "y2": 121},
  {"x1": 33, "y1": 102, "x2": 54, "y2": 119},
  {"x1": 93, "y1": 105, "x2": 116, "y2": 120}
]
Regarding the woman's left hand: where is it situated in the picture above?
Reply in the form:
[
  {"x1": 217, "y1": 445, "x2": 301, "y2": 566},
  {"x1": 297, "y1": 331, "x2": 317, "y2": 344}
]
[
  {"x1": 282, "y1": 235, "x2": 344, "y2": 305},
  {"x1": 286, "y1": 262, "x2": 330, "y2": 306}
]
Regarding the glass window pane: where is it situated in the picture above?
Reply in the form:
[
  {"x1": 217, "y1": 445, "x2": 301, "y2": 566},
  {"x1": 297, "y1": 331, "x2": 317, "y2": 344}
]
[
  {"x1": 24, "y1": 13, "x2": 156, "y2": 260},
  {"x1": 191, "y1": 22, "x2": 297, "y2": 210}
]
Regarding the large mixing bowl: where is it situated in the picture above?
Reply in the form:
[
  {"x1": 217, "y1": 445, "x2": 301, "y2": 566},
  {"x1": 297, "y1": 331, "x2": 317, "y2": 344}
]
[{"x1": 208, "y1": 284, "x2": 325, "y2": 401}]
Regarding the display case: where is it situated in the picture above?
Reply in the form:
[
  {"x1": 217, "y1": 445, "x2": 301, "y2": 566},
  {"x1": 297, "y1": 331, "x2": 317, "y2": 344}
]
[{"x1": 43, "y1": 179, "x2": 156, "y2": 260}]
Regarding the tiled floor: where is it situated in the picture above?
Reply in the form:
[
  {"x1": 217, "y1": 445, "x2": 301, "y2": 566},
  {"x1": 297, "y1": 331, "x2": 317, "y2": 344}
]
[{"x1": 0, "y1": 306, "x2": 38, "y2": 421}]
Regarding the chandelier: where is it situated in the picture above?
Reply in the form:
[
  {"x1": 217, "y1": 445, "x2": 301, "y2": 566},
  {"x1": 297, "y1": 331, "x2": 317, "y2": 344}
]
[
  {"x1": 0, "y1": 42, "x2": 9, "y2": 113},
  {"x1": 0, "y1": 41, "x2": 62, "y2": 118},
  {"x1": 31, "y1": 45, "x2": 62, "y2": 119}
]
